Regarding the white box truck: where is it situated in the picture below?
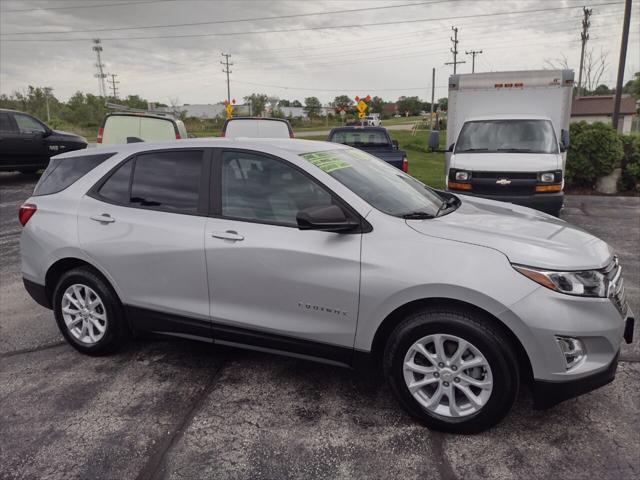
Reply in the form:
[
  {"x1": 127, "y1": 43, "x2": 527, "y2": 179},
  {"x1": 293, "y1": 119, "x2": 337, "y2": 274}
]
[{"x1": 444, "y1": 69, "x2": 573, "y2": 216}]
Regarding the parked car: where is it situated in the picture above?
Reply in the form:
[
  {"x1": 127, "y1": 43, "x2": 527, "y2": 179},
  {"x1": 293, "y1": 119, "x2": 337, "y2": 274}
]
[
  {"x1": 327, "y1": 126, "x2": 408, "y2": 171},
  {"x1": 97, "y1": 112, "x2": 188, "y2": 145},
  {"x1": 0, "y1": 109, "x2": 87, "y2": 173},
  {"x1": 222, "y1": 117, "x2": 293, "y2": 138},
  {"x1": 444, "y1": 70, "x2": 574, "y2": 217},
  {"x1": 363, "y1": 114, "x2": 382, "y2": 126},
  {"x1": 20, "y1": 139, "x2": 633, "y2": 434}
]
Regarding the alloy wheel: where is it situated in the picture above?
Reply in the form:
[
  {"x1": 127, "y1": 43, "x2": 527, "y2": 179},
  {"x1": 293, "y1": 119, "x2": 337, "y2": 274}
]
[{"x1": 61, "y1": 284, "x2": 108, "y2": 345}]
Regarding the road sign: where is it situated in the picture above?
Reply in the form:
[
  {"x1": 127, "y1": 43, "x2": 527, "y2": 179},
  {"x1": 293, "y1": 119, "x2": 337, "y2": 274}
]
[
  {"x1": 358, "y1": 111, "x2": 366, "y2": 119},
  {"x1": 225, "y1": 103, "x2": 234, "y2": 119},
  {"x1": 356, "y1": 100, "x2": 368, "y2": 113}
]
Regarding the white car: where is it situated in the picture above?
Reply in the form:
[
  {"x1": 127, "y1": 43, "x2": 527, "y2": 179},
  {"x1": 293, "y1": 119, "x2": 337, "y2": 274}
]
[{"x1": 19, "y1": 138, "x2": 633, "y2": 434}]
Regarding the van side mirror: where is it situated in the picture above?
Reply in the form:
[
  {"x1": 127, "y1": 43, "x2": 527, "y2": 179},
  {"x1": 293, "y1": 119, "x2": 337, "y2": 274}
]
[
  {"x1": 297, "y1": 205, "x2": 360, "y2": 233},
  {"x1": 560, "y1": 129, "x2": 570, "y2": 152},
  {"x1": 392, "y1": 139, "x2": 399, "y2": 150},
  {"x1": 428, "y1": 130, "x2": 440, "y2": 151},
  {"x1": 448, "y1": 143, "x2": 455, "y2": 152}
]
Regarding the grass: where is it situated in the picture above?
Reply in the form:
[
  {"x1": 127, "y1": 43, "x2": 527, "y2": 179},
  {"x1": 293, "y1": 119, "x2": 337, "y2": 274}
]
[{"x1": 297, "y1": 129, "x2": 446, "y2": 189}]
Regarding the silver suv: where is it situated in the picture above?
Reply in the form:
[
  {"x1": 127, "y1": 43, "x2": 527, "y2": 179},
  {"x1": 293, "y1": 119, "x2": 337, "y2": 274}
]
[{"x1": 20, "y1": 139, "x2": 634, "y2": 434}]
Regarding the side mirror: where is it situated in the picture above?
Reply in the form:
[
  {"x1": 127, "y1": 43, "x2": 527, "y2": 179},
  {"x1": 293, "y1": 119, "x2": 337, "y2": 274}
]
[
  {"x1": 560, "y1": 129, "x2": 570, "y2": 152},
  {"x1": 448, "y1": 143, "x2": 455, "y2": 152},
  {"x1": 428, "y1": 130, "x2": 440, "y2": 152},
  {"x1": 392, "y1": 139, "x2": 399, "y2": 150},
  {"x1": 296, "y1": 205, "x2": 360, "y2": 233}
]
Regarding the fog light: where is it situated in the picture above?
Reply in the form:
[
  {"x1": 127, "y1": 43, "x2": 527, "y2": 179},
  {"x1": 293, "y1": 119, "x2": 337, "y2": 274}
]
[
  {"x1": 555, "y1": 336, "x2": 585, "y2": 370},
  {"x1": 455, "y1": 171, "x2": 470, "y2": 181}
]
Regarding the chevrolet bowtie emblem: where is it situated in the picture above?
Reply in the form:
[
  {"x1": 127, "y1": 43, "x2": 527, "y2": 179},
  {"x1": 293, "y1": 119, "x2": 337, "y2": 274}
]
[{"x1": 496, "y1": 178, "x2": 511, "y2": 185}]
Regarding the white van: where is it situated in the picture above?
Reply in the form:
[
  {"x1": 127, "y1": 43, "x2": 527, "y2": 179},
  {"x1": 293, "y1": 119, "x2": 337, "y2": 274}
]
[
  {"x1": 97, "y1": 113, "x2": 188, "y2": 145},
  {"x1": 222, "y1": 117, "x2": 293, "y2": 138}
]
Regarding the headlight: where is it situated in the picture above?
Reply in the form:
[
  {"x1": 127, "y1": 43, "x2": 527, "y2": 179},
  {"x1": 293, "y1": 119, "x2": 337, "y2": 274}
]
[
  {"x1": 455, "y1": 170, "x2": 470, "y2": 181},
  {"x1": 513, "y1": 265, "x2": 607, "y2": 297},
  {"x1": 538, "y1": 172, "x2": 556, "y2": 183}
]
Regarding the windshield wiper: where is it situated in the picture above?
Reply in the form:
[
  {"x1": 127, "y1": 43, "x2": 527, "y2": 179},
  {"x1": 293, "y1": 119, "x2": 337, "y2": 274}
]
[
  {"x1": 435, "y1": 196, "x2": 458, "y2": 217},
  {"x1": 458, "y1": 148, "x2": 488, "y2": 152},
  {"x1": 497, "y1": 148, "x2": 532, "y2": 152},
  {"x1": 401, "y1": 211, "x2": 435, "y2": 219}
]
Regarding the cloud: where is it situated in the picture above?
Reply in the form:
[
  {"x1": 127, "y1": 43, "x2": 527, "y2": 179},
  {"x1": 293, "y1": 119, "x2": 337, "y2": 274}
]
[{"x1": 1, "y1": 0, "x2": 637, "y2": 104}]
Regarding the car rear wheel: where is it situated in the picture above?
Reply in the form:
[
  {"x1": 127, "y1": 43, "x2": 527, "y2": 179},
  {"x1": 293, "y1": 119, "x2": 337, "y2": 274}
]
[
  {"x1": 53, "y1": 267, "x2": 126, "y2": 355},
  {"x1": 383, "y1": 306, "x2": 519, "y2": 434}
]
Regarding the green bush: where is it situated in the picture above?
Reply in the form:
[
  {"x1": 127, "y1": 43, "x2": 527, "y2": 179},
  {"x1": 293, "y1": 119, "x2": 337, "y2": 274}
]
[
  {"x1": 619, "y1": 134, "x2": 640, "y2": 192},
  {"x1": 565, "y1": 121, "x2": 624, "y2": 188}
]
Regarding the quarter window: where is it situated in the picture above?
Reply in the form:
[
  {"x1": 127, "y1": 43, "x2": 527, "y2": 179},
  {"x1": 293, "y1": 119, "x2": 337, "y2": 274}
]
[
  {"x1": 0, "y1": 113, "x2": 16, "y2": 132},
  {"x1": 222, "y1": 151, "x2": 333, "y2": 226},
  {"x1": 33, "y1": 153, "x2": 115, "y2": 196}
]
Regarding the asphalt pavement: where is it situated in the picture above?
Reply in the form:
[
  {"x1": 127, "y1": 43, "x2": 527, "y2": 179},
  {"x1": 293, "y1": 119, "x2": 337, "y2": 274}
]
[{"x1": 1, "y1": 172, "x2": 638, "y2": 480}]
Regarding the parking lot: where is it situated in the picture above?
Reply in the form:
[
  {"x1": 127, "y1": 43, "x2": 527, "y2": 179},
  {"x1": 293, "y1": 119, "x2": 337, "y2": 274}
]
[{"x1": 1, "y1": 171, "x2": 638, "y2": 480}]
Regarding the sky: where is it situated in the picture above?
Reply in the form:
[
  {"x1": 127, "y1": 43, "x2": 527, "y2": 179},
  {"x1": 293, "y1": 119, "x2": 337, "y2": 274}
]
[{"x1": 0, "y1": 0, "x2": 638, "y2": 106}]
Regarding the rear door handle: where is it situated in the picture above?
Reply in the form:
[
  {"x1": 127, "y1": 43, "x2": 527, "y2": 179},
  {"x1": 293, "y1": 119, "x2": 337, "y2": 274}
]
[
  {"x1": 211, "y1": 230, "x2": 244, "y2": 241},
  {"x1": 90, "y1": 213, "x2": 115, "y2": 223}
]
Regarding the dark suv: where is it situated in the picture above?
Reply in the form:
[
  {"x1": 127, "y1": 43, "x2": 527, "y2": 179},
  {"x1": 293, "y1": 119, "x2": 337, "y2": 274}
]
[{"x1": 0, "y1": 109, "x2": 87, "y2": 173}]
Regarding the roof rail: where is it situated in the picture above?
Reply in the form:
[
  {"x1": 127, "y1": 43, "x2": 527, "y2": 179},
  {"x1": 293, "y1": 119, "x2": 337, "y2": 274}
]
[{"x1": 105, "y1": 102, "x2": 176, "y2": 118}]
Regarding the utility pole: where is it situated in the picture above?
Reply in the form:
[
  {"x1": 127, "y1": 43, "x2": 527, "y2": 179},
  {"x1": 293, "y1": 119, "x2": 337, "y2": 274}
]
[
  {"x1": 465, "y1": 50, "x2": 483, "y2": 73},
  {"x1": 108, "y1": 74, "x2": 119, "y2": 99},
  {"x1": 430, "y1": 68, "x2": 435, "y2": 129},
  {"x1": 220, "y1": 53, "x2": 233, "y2": 102},
  {"x1": 612, "y1": 0, "x2": 632, "y2": 131},
  {"x1": 43, "y1": 87, "x2": 52, "y2": 122},
  {"x1": 445, "y1": 26, "x2": 465, "y2": 74},
  {"x1": 92, "y1": 39, "x2": 107, "y2": 97},
  {"x1": 577, "y1": 7, "x2": 592, "y2": 97}
]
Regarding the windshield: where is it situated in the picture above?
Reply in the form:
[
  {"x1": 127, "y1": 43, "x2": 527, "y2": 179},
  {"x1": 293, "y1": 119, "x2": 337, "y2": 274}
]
[
  {"x1": 300, "y1": 149, "x2": 443, "y2": 217},
  {"x1": 455, "y1": 119, "x2": 558, "y2": 154},
  {"x1": 330, "y1": 130, "x2": 389, "y2": 147}
]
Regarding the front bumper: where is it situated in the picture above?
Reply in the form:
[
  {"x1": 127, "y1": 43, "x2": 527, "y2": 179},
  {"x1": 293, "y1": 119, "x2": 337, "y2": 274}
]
[
  {"x1": 531, "y1": 351, "x2": 620, "y2": 409},
  {"x1": 450, "y1": 190, "x2": 564, "y2": 215}
]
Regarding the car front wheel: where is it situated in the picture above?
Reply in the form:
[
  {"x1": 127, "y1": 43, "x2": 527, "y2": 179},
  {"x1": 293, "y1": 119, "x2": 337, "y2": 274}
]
[
  {"x1": 384, "y1": 307, "x2": 519, "y2": 434},
  {"x1": 53, "y1": 266, "x2": 126, "y2": 355}
]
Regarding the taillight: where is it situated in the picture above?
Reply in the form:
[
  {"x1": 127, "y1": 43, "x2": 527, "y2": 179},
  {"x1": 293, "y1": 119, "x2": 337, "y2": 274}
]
[
  {"x1": 175, "y1": 132, "x2": 181, "y2": 139},
  {"x1": 19, "y1": 203, "x2": 37, "y2": 226},
  {"x1": 402, "y1": 157, "x2": 408, "y2": 173},
  {"x1": 220, "y1": 131, "x2": 225, "y2": 137},
  {"x1": 289, "y1": 131, "x2": 295, "y2": 138},
  {"x1": 96, "y1": 127, "x2": 104, "y2": 144}
]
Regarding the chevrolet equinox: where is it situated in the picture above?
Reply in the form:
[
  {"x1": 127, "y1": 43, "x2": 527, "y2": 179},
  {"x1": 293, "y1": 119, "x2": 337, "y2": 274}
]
[{"x1": 20, "y1": 139, "x2": 634, "y2": 433}]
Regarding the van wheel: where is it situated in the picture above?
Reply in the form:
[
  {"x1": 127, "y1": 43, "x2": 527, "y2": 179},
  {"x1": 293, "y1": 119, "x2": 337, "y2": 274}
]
[
  {"x1": 52, "y1": 267, "x2": 126, "y2": 356},
  {"x1": 383, "y1": 307, "x2": 519, "y2": 434}
]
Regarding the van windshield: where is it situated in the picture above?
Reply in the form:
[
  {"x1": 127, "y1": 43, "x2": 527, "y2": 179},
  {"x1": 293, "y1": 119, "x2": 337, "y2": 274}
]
[
  {"x1": 455, "y1": 119, "x2": 558, "y2": 154},
  {"x1": 300, "y1": 149, "x2": 443, "y2": 217}
]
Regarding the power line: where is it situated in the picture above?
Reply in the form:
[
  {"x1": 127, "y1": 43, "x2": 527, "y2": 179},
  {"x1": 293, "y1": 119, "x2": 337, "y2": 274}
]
[
  {"x1": 1, "y1": 1, "x2": 624, "y2": 42},
  {"x1": 108, "y1": 73, "x2": 120, "y2": 98},
  {"x1": 1, "y1": 1, "x2": 450, "y2": 36},
  {"x1": 0, "y1": 0, "x2": 176, "y2": 14},
  {"x1": 577, "y1": 6, "x2": 593, "y2": 96}
]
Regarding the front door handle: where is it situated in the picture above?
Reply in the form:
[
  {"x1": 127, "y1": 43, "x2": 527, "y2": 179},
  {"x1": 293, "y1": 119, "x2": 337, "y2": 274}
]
[
  {"x1": 211, "y1": 230, "x2": 244, "y2": 241},
  {"x1": 90, "y1": 213, "x2": 115, "y2": 223}
]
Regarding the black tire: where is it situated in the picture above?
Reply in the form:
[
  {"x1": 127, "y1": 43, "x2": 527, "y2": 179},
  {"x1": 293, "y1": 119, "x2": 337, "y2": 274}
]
[
  {"x1": 383, "y1": 306, "x2": 519, "y2": 434},
  {"x1": 53, "y1": 266, "x2": 126, "y2": 356}
]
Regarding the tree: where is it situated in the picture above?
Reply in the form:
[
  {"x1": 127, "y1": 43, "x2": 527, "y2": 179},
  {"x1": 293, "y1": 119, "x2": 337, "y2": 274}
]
[
  {"x1": 368, "y1": 96, "x2": 385, "y2": 114},
  {"x1": 622, "y1": 72, "x2": 639, "y2": 97},
  {"x1": 582, "y1": 48, "x2": 608, "y2": 94},
  {"x1": 437, "y1": 97, "x2": 448, "y2": 111},
  {"x1": 304, "y1": 96, "x2": 322, "y2": 117},
  {"x1": 592, "y1": 84, "x2": 613, "y2": 95},
  {"x1": 278, "y1": 99, "x2": 291, "y2": 107},
  {"x1": 243, "y1": 93, "x2": 268, "y2": 116},
  {"x1": 332, "y1": 95, "x2": 353, "y2": 112},
  {"x1": 396, "y1": 96, "x2": 422, "y2": 116},
  {"x1": 291, "y1": 99, "x2": 303, "y2": 107}
]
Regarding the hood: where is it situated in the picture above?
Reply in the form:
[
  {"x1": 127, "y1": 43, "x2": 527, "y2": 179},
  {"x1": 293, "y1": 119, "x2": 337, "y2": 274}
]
[
  {"x1": 51, "y1": 130, "x2": 87, "y2": 142},
  {"x1": 407, "y1": 195, "x2": 613, "y2": 271},
  {"x1": 451, "y1": 152, "x2": 560, "y2": 172}
]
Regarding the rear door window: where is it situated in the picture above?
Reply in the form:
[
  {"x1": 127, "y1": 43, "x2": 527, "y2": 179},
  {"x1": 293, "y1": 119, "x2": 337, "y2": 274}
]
[
  {"x1": 102, "y1": 116, "x2": 140, "y2": 145},
  {"x1": 33, "y1": 153, "x2": 115, "y2": 196},
  {"x1": 224, "y1": 120, "x2": 290, "y2": 138},
  {"x1": 139, "y1": 117, "x2": 176, "y2": 142}
]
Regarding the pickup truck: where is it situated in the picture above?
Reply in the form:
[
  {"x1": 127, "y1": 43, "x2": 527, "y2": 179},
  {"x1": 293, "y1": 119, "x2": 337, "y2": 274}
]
[{"x1": 327, "y1": 126, "x2": 407, "y2": 172}]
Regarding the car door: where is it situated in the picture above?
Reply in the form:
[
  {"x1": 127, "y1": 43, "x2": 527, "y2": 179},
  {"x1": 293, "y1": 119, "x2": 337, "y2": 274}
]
[
  {"x1": 204, "y1": 149, "x2": 362, "y2": 362},
  {"x1": 12, "y1": 113, "x2": 50, "y2": 166},
  {"x1": 78, "y1": 148, "x2": 213, "y2": 335},
  {"x1": 0, "y1": 112, "x2": 23, "y2": 165}
]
